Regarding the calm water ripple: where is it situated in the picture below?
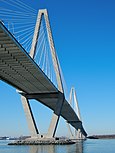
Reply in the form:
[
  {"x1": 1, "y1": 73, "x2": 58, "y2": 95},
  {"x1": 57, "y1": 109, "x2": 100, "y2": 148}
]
[{"x1": 0, "y1": 139, "x2": 115, "y2": 153}]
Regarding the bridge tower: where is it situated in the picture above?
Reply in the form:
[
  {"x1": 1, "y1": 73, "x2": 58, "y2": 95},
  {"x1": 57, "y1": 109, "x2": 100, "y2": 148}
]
[
  {"x1": 20, "y1": 9, "x2": 64, "y2": 138},
  {"x1": 67, "y1": 87, "x2": 85, "y2": 139}
]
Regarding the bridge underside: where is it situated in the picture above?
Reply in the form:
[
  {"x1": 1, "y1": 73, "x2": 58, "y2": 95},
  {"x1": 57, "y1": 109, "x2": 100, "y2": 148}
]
[{"x1": 0, "y1": 21, "x2": 87, "y2": 137}]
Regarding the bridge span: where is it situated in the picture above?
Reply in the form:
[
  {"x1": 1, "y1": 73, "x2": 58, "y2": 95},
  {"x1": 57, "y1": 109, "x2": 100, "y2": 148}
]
[{"x1": 0, "y1": 9, "x2": 87, "y2": 139}]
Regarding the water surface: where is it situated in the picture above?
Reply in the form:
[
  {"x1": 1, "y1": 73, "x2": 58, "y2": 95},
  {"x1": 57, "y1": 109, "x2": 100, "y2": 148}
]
[{"x1": 0, "y1": 139, "x2": 115, "y2": 153}]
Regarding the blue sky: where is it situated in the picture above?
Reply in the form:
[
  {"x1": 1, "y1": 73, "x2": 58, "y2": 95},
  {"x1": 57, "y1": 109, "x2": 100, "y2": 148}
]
[{"x1": 0, "y1": 0, "x2": 115, "y2": 137}]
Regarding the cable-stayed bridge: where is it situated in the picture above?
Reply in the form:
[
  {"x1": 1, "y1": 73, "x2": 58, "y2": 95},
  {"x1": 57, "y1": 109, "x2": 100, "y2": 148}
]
[{"x1": 0, "y1": 6, "x2": 87, "y2": 139}]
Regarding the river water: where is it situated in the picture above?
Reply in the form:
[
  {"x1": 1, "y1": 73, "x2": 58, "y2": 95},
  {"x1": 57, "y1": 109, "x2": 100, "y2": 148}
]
[{"x1": 0, "y1": 139, "x2": 115, "y2": 153}]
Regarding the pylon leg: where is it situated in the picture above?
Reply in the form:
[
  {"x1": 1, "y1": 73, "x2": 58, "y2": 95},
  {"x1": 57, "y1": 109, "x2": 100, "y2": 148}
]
[
  {"x1": 21, "y1": 96, "x2": 39, "y2": 137},
  {"x1": 67, "y1": 123, "x2": 74, "y2": 138},
  {"x1": 47, "y1": 93, "x2": 64, "y2": 138}
]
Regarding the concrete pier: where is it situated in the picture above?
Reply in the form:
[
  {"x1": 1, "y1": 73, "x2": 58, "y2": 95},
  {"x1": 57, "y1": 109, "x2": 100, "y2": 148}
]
[{"x1": 8, "y1": 137, "x2": 76, "y2": 145}]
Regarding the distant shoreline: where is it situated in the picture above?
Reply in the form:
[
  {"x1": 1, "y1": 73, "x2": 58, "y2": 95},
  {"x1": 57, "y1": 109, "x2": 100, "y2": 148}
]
[{"x1": 87, "y1": 135, "x2": 115, "y2": 139}]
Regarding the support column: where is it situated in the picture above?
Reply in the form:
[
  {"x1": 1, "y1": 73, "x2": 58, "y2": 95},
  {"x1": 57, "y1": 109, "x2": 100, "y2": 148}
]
[
  {"x1": 21, "y1": 96, "x2": 39, "y2": 137},
  {"x1": 73, "y1": 88, "x2": 81, "y2": 121},
  {"x1": 44, "y1": 9, "x2": 64, "y2": 92},
  {"x1": 43, "y1": 9, "x2": 64, "y2": 137},
  {"x1": 67, "y1": 123, "x2": 74, "y2": 138},
  {"x1": 47, "y1": 93, "x2": 64, "y2": 138},
  {"x1": 76, "y1": 129, "x2": 85, "y2": 139},
  {"x1": 73, "y1": 88, "x2": 84, "y2": 139},
  {"x1": 66, "y1": 88, "x2": 74, "y2": 138},
  {"x1": 67, "y1": 87, "x2": 85, "y2": 139},
  {"x1": 29, "y1": 10, "x2": 43, "y2": 58}
]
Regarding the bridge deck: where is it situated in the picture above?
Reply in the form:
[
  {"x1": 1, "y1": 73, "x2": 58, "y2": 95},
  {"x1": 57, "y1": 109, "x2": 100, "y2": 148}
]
[{"x1": 0, "y1": 21, "x2": 87, "y2": 136}]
